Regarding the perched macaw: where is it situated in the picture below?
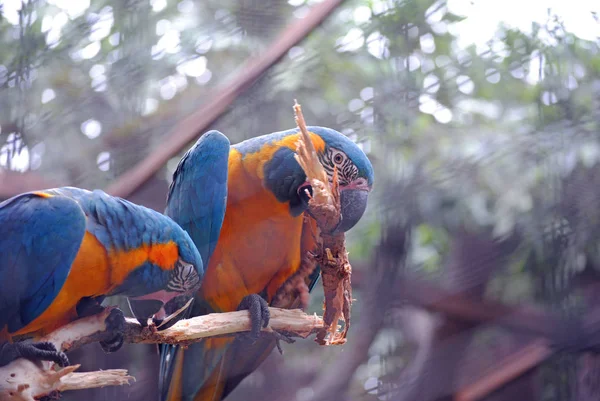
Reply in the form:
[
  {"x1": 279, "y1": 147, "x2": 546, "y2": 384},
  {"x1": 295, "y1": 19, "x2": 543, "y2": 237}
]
[
  {"x1": 0, "y1": 187, "x2": 204, "y2": 368},
  {"x1": 159, "y1": 126, "x2": 374, "y2": 401}
]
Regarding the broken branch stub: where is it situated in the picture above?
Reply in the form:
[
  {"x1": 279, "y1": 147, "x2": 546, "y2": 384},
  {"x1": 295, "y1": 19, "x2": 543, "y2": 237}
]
[
  {"x1": 293, "y1": 100, "x2": 353, "y2": 345},
  {"x1": 0, "y1": 309, "x2": 135, "y2": 401}
]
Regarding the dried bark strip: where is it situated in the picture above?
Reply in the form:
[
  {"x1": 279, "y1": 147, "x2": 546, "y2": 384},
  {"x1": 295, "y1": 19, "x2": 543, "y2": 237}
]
[
  {"x1": 0, "y1": 307, "x2": 324, "y2": 401},
  {"x1": 314, "y1": 231, "x2": 352, "y2": 345},
  {"x1": 293, "y1": 100, "x2": 353, "y2": 345}
]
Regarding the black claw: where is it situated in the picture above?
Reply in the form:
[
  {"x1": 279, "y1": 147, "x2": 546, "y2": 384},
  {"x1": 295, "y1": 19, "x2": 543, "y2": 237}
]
[
  {"x1": 100, "y1": 308, "x2": 126, "y2": 354},
  {"x1": 105, "y1": 308, "x2": 126, "y2": 332},
  {"x1": 0, "y1": 341, "x2": 69, "y2": 368},
  {"x1": 261, "y1": 306, "x2": 270, "y2": 329},
  {"x1": 269, "y1": 331, "x2": 295, "y2": 355},
  {"x1": 236, "y1": 294, "x2": 270, "y2": 343},
  {"x1": 100, "y1": 334, "x2": 124, "y2": 353},
  {"x1": 275, "y1": 339, "x2": 284, "y2": 355}
]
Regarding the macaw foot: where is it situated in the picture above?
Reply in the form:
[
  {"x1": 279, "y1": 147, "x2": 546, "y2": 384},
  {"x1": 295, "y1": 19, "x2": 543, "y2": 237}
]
[
  {"x1": 76, "y1": 297, "x2": 125, "y2": 353},
  {"x1": 99, "y1": 308, "x2": 125, "y2": 354},
  {"x1": 236, "y1": 294, "x2": 270, "y2": 343},
  {"x1": 0, "y1": 341, "x2": 69, "y2": 368}
]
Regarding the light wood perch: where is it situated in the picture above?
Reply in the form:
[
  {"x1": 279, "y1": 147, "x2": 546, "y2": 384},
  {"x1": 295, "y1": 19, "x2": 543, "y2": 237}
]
[{"x1": 0, "y1": 307, "x2": 324, "y2": 401}]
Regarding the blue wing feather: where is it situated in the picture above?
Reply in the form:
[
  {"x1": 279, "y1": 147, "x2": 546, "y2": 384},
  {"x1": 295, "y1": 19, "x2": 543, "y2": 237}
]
[
  {"x1": 0, "y1": 192, "x2": 86, "y2": 333},
  {"x1": 160, "y1": 130, "x2": 230, "y2": 400},
  {"x1": 165, "y1": 130, "x2": 229, "y2": 265}
]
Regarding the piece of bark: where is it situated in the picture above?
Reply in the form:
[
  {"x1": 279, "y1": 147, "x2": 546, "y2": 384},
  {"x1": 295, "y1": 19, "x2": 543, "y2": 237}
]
[
  {"x1": 293, "y1": 101, "x2": 352, "y2": 345},
  {"x1": 314, "y1": 230, "x2": 352, "y2": 345}
]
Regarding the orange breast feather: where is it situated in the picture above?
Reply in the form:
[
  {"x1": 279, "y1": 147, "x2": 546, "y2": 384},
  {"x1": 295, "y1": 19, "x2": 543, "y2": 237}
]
[
  {"x1": 13, "y1": 235, "x2": 180, "y2": 338},
  {"x1": 200, "y1": 135, "x2": 325, "y2": 312},
  {"x1": 14, "y1": 232, "x2": 111, "y2": 337}
]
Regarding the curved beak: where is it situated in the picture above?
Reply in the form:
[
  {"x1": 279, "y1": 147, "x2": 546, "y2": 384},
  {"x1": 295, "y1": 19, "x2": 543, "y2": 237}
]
[
  {"x1": 127, "y1": 260, "x2": 201, "y2": 330},
  {"x1": 127, "y1": 294, "x2": 194, "y2": 331},
  {"x1": 337, "y1": 186, "x2": 370, "y2": 233}
]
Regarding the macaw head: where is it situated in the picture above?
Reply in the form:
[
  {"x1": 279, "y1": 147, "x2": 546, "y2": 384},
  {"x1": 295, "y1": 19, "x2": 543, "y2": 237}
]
[
  {"x1": 125, "y1": 228, "x2": 204, "y2": 330},
  {"x1": 307, "y1": 126, "x2": 374, "y2": 232},
  {"x1": 260, "y1": 126, "x2": 374, "y2": 232}
]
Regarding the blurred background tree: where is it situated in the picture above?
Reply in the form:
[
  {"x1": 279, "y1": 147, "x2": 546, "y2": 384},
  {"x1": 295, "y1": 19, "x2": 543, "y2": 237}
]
[{"x1": 1, "y1": 0, "x2": 600, "y2": 400}]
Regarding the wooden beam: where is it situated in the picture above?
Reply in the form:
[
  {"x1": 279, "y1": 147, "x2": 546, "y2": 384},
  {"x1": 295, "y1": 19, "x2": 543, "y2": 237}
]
[
  {"x1": 105, "y1": 0, "x2": 345, "y2": 199},
  {"x1": 404, "y1": 279, "x2": 600, "y2": 401},
  {"x1": 355, "y1": 268, "x2": 592, "y2": 342},
  {"x1": 398, "y1": 277, "x2": 560, "y2": 339},
  {"x1": 454, "y1": 339, "x2": 553, "y2": 401}
]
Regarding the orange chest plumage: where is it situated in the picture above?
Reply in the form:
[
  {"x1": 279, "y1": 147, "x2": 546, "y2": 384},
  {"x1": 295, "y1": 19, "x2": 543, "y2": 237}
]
[
  {"x1": 12, "y1": 232, "x2": 111, "y2": 337},
  {"x1": 11, "y1": 234, "x2": 180, "y2": 339},
  {"x1": 200, "y1": 146, "x2": 316, "y2": 312}
]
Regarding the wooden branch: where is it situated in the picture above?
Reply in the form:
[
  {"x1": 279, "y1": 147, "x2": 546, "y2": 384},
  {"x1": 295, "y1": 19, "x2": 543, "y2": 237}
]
[
  {"x1": 0, "y1": 307, "x2": 323, "y2": 401},
  {"x1": 124, "y1": 307, "x2": 323, "y2": 345},
  {"x1": 105, "y1": 0, "x2": 344, "y2": 199},
  {"x1": 55, "y1": 369, "x2": 133, "y2": 392}
]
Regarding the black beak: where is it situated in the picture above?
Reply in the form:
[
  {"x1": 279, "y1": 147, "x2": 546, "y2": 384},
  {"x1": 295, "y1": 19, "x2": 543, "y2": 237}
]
[
  {"x1": 127, "y1": 298, "x2": 163, "y2": 327},
  {"x1": 127, "y1": 294, "x2": 194, "y2": 331},
  {"x1": 153, "y1": 295, "x2": 194, "y2": 330},
  {"x1": 127, "y1": 259, "x2": 200, "y2": 329},
  {"x1": 337, "y1": 188, "x2": 369, "y2": 232}
]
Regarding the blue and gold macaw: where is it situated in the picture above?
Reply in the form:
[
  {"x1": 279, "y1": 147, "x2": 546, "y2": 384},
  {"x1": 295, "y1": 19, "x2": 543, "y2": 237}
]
[
  {"x1": 0, "y1": 187, "x2": 204, "y2": 368},
  {"x1": 159, "y1": 126, "x2": 374, "y2": 401}
]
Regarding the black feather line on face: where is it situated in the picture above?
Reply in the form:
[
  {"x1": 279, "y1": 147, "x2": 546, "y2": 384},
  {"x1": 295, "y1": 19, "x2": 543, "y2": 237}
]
[
  {"x1": 318, "y1": 147, "x2": 359, "y2": 186},
  {"x1": 167, "y1": 260, "x2": 200, "y2": 293}
]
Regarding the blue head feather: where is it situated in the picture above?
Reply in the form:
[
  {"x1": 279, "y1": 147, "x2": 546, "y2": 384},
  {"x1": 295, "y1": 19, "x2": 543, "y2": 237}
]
[
  {"x1": 306, "y1": 126, "x2": 374, "y2": 187},
  {"x1": 236, "y1": 125, "x2": 374, "y2": 187}
]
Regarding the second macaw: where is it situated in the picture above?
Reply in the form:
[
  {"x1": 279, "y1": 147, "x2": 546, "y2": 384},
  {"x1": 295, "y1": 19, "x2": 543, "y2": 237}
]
[
  {"x1": 159, "y1": 126, "x2": 374, "y2": 401},
  {"x1": 0, "y1": 187, "x2": 204, "y2": 368}
]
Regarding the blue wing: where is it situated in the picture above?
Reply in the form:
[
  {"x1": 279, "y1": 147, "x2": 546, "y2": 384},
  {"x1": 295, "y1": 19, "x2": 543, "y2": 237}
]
[
  {"x1": 165, "y1": 130, "x2": 229, "y2": 265},
  {"x1": 0, "y1": 192, "x2": 86, "y2": 334},
  {"x1": 160, "y1": 130, "x2": 230, "y2": 400}
]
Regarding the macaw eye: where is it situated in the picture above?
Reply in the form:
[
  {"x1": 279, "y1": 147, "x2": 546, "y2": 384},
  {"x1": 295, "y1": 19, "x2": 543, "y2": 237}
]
[{"x1": 333, "y1": 153, "x2": 344, "y2": 164}]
